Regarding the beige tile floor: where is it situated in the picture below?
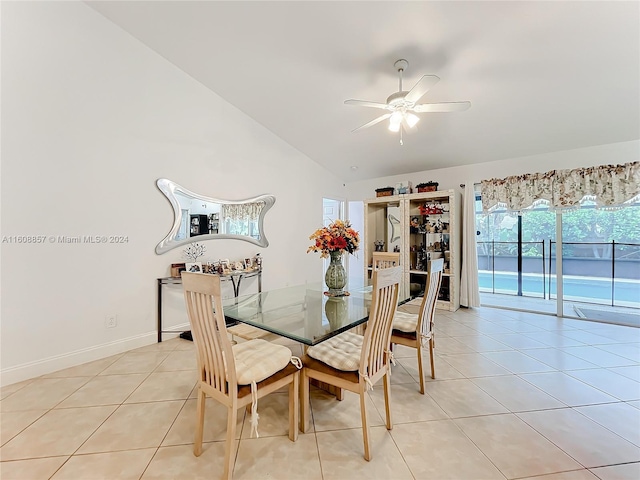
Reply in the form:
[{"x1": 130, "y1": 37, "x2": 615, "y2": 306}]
[{"x1": 2, "y1": 306, "x2": 640, "y2": 480}]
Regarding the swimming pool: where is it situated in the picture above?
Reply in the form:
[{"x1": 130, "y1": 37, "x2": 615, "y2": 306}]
[{"x1": 478, "y1": 271, "x2": 640, "y2": 307}]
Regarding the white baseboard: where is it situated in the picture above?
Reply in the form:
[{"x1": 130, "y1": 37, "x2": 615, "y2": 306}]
[{"x1": 0, "y1": 331, "x2": 160, "y2": 387}]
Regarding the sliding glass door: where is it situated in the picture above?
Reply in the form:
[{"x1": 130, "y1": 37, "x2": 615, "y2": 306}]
[
  {"x1": 477, "y1": 195, "x2": 640, "y2": 325},
  {"x1": 560, "y1": 202, "x2": 640, "y2": 325},
  {"x1": 476, "y1": 200, "x2": 556, "y2": 314}
]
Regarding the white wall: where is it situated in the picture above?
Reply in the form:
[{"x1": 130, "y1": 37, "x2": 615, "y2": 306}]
[
  {"x1": 0, "y1": 1, "x2": 344, "y2": 385},
  {"x1": 346, "y1": 140, "x2": 640, "y2": 201}
]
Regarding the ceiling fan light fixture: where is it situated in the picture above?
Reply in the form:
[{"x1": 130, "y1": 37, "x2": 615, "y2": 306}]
[
  {"x1": 388, "y1": 121, "x2": 400, "y2": 132},
  {"x1": 405, "y1": 112, "x2": 420, "y2": 128},
  {"x1": 388, "y1": 111, "x2": 402, "y2": 131}
]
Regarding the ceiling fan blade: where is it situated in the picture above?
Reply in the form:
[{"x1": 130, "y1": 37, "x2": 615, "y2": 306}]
[
  {"x1": 404, "y1": 75, "x2": 440, "y2": 104},
  {"x1": 352, "y1": 113, "x2": 392, "y2": 132},
  {"x1": 412, "y1": 101, "x2": 471, "y2": 113},
  {"x1": 344, "y1": 99, "x2": 390, "y2": 109}
]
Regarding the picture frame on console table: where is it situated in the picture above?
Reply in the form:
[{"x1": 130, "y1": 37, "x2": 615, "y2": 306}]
[
  {"x1": 185, "y1": 262, "x2": 203, "y2": 273},
  {"x1": 171, "y1": 263, "x2": 186, "y2": 277}
]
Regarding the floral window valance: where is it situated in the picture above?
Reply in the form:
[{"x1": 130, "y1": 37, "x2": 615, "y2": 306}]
[
  {"x1": 221, "y1": 202, "x2": 265, "y2": 221},
  {"x1": 480, "y1": 162, "x2": 640, "y2": 212}
]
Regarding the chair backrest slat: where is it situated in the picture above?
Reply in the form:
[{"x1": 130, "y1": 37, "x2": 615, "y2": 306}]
[
  {"x1": 417, "y1": 259, "x2": 444, "y2": 337},
  {"x1": 372, "y1": 252, "x2": 400, "y2": 271},
  {"x1": 361, "y1": 266, "x2": 402, "y2": 379},
  {"x1": 182, "y1": 272, "x2": 236, "y2": 396}
]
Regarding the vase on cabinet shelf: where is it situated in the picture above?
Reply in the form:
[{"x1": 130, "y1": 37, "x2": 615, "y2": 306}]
[{"x1": 325, "y1": 250, "x2": 347, "y2": 296}]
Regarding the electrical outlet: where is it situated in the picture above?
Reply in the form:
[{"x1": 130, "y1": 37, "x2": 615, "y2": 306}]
[{"x1": 105, "y1": 314, "x2": 118, "y2": 328}]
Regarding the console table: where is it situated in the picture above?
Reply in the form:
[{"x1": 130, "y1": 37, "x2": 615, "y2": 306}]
[{"x1": 157, "y1": 268, "x2": 262, "y2": 342}]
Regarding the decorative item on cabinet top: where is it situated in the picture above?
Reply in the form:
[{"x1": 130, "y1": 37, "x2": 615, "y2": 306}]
[
  {"x1": 155, "y1": 178, "x2": 275, "y2": 254},
  {"x1": 395, "y1": 181, "x2": 412, "y2": 195},
  {"x1": 375, "y1": 187, "x2": 395, "y2": 197},
  {"x1": 416, "y1": 181, "x2": 439, "y2": 192}
]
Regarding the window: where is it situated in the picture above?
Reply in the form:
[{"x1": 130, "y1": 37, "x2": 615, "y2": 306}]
[{"x1": 221, "y1": 202, "x2": 264, "y2": 239}]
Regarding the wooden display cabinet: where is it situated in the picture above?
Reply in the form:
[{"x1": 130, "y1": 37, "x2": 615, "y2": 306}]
[
  {"x1": 363, "y1": 195, "x2": 408, "y2": 299},
  {"x1": 364, "y1": 189, "x2": 460, "y2": 311}
]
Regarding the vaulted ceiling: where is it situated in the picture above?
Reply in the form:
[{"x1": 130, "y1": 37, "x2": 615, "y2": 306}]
[{"x1": 88, "y1": 1, "x2": 640, "y2": 181}]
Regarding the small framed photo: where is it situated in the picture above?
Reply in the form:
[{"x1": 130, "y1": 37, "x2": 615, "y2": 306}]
[
  {"x1": 245, "y1": 258, "x2": 253, "y2": 270},
  {"x1": 185, "y1": 262, "x2": 203, "y2": 273},
  {"x1": 202, "y1": 262, "x2": 217, "y2": 274},
  {"x1": 220, "y1": 259, "x2": 231, "y2": 272},
  {"x1": 171, "y1": 263, "x2": 186, "y2": 277}
]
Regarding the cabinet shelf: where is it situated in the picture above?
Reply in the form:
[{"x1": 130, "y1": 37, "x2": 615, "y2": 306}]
[
  {"x1": 411, "y1": 232, "x2": 450, "y2": 236},
  {"x1": 410, "y1": 270, "x2": 452, "y2": 277},
  {"x1": 409, "y1": 269, "x2": 428, "y2": 275}
]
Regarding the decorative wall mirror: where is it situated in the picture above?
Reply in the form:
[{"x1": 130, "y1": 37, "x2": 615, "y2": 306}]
[{"x1": 155, "y1": 178, "x2": 276, "y2": 254}]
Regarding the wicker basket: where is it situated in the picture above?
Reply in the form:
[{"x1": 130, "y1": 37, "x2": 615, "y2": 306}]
[
  {"x1": 416, "y1": 183, "x2": 438, "y2": 192},
  {"x1": 375, "y1": 187, "x2": 395, "y2": 197}
]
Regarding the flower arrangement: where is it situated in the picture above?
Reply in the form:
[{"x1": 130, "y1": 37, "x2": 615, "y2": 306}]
[{"x1": 307, "y1": 219, "x2": 359, "y2": 258}]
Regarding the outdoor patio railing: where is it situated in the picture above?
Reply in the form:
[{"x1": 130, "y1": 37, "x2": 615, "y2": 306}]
[{"x1": 477, "y1": 240, "x2": 640, "y2": 307}]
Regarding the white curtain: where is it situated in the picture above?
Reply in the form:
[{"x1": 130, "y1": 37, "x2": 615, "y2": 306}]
[{"x1": 460, "y1": 183, "x2": 481, "y2": 307}]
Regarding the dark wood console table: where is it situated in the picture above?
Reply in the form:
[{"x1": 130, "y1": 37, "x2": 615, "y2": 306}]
[{"x1": 156, "y1": 268, "x2": 262, "y2": 342}]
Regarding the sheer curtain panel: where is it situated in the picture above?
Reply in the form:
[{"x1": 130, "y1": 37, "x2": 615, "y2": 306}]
[{"x1": 460, "y1": 183, "x2": 481, "y2": 307}]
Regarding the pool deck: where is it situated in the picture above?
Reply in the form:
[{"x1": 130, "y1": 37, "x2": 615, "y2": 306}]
[{"x1": 480, "y1": 292, "x2": 640, "y2": 328}]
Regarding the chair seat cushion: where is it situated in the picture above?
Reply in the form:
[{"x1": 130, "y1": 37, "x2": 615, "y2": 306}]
[
  {"x1": 232, "y1": 339, "x2": 292, "y2": 385},
  {"x1": 236, "y1": 363, "x2": 300, "y2": 398},
  {"x1": 398, "y1": 297, "x2": 422, "y2": 315},
  {"x1": 393, "y1": 311, "x2": 418, "y2": 333},
  {"x1": 301, "y1": 354, "x2": 360, "y2": 384},
  {"x1": 306, "y1": 331, "x2": 363, "y2": 372}
]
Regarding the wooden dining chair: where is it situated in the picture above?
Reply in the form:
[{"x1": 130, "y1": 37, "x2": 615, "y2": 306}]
[
  {"x1": 372, "y1": 251, "x2": 400, "y2": 270},
  {"x1": 181, "y1": 272, "x2": 301, "y2": 480},
  {"x1": 301, "y1": 266, "x2": 401, "y2": 461},
  {"x1": 390, "y1": 258, "x2": 443, "y2": 394},
  {"x1": 355, "y1": 252, "x2": 400, "y2": 336}
]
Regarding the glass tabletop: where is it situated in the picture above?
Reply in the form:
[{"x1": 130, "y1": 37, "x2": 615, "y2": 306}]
[{"x1": 222, "y1": 279, "x2": 409, "y2": 346}]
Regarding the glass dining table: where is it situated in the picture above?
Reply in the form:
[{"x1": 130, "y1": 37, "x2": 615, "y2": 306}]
[{"x1": 222, "y1": 279, "x2": 411, "y2": 346}]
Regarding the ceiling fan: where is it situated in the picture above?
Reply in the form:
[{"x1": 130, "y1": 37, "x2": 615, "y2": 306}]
[{"x1": 345, "y1": 59, "x2": 471, "y2": 144}]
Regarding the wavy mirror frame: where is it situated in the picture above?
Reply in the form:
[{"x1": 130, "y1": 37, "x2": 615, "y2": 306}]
[{"x1": 155, "y1": 178, "x2": 276, "y2": 254}]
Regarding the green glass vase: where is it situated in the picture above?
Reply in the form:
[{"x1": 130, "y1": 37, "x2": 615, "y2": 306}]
[{"x1": 325, "y1": 250, "x2": 347, "y2": 296}]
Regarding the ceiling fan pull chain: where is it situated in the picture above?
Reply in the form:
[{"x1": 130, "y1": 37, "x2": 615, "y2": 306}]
[{"x1": 400, "y1": 126, "x2": 404, "y2": 146}]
